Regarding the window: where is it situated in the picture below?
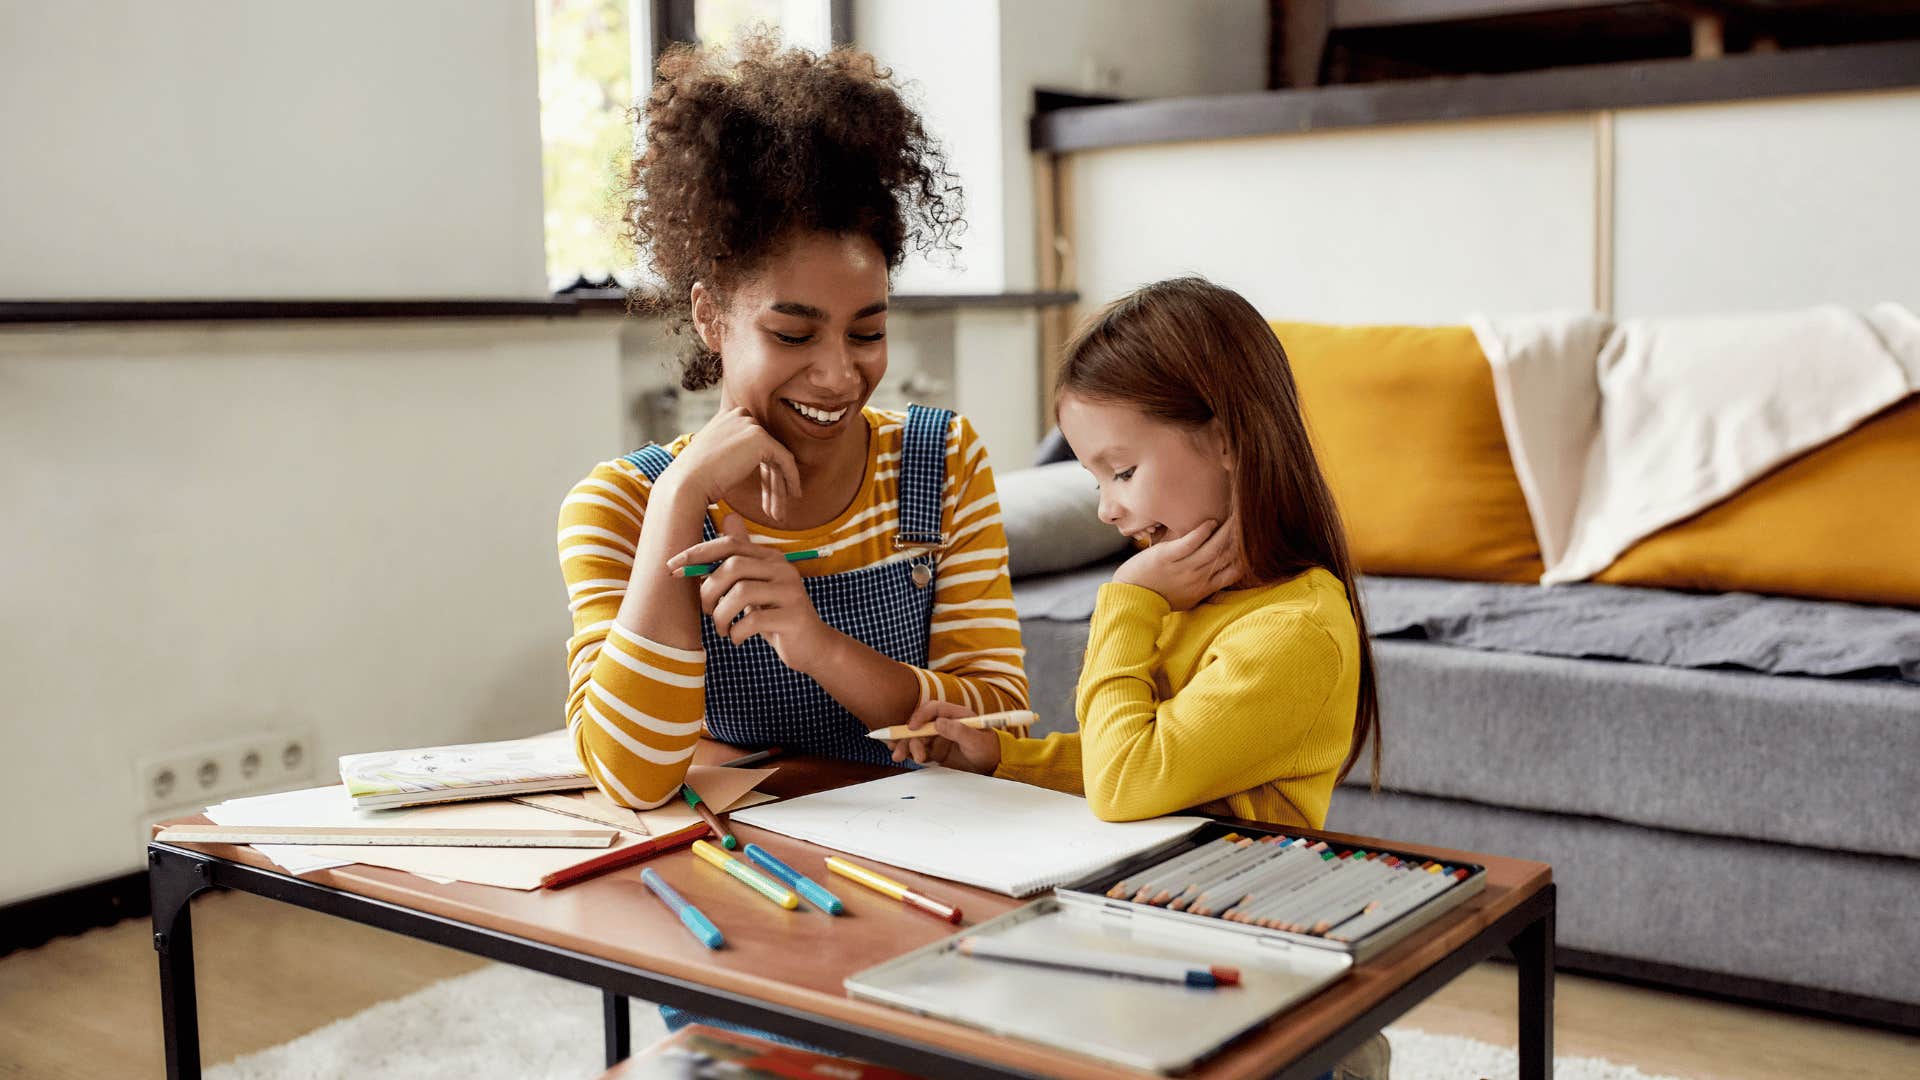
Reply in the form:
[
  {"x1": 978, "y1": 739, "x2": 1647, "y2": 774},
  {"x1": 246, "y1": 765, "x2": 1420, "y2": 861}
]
[
  {"x1": 535, "y1": 0, "x2": 634, "y2": 287},
  {"x1": 536, "y1": 0, "x2": 843, "y2": 286}
]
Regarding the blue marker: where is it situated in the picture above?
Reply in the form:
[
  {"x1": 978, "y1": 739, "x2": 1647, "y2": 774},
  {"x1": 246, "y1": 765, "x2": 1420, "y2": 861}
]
[
  {"x1": 640, "y1": 868, "x2": 725, "y2": 949},
  {"x1": 744, "y1": 843, "x2": 846, "y2": 915}
]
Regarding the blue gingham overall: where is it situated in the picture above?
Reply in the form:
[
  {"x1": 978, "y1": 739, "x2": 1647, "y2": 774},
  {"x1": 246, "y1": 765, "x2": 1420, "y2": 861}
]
[
  {"x1": 621, "y1": 403, "x2": 953, "y2": 766},
  {"x1": 626, "y1": 405, "x2": 952, "y2": 1044}
]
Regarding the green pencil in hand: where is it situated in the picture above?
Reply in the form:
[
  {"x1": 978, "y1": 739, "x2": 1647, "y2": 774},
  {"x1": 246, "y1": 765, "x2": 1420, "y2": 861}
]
[{"x1": 678, "y1": 549, "x2": 821, "y2": 578}]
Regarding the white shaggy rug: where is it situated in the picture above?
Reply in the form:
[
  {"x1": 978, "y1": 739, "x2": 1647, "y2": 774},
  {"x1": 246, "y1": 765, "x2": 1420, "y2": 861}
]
[{"x1": 206, "y1": 963, "x2": 1685, "y2": 1080}]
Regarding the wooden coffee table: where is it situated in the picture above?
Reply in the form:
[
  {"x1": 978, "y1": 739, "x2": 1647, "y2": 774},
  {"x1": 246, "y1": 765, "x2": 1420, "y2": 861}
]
[{"x1": 148, "y1": 744, "x2": 1554, "y2": 1079}]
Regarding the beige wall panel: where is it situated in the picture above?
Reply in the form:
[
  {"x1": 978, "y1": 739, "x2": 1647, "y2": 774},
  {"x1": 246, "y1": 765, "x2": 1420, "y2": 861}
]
[
  {"x1": 1613, "y1": 90, "x2": 1920, "y2": 317},
  {"x1": 1068, "y1": 117, "x2": 1597, "y2": 325}
]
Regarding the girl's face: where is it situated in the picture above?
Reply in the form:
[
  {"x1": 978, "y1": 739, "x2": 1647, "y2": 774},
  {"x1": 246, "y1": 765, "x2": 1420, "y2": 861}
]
[
  {"x1": 1057, "y1": 392, "x2": 1233, "y2": 546},
  {"x1": 693, "y1": 231, "x2": 890, "y2": 450}
]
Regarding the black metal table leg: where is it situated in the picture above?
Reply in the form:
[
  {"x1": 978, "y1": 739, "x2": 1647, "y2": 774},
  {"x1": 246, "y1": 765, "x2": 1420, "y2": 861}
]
[
  {"x1": 604, "y1": 991, "x2": 631, "y2": 1065},
  {"x1": 150, "y1": 847, "x2": 217, "y2": 1080},
  {"x1": 1514, "y1": 883, "x2": 1557, "y2": 1080}
]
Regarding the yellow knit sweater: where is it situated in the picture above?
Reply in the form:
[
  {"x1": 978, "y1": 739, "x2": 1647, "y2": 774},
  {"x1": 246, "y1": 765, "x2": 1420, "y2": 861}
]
[{"x1": 993, "y1": 567, "x2": 1359, "y2": 828}]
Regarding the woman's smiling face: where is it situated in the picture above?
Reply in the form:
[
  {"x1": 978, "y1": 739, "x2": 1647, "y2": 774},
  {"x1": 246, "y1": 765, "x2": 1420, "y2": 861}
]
[
  {"x1": 693, "y1": 230, "x2": 890, "y2": 449},
  {"x1": 1057, "y1": 391, "x2": 1233, "y2": 547}
]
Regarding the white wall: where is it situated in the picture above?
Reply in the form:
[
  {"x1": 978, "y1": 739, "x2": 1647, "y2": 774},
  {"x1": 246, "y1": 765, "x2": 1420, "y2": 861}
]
[
  {"x1": 0, "y1": 0, "x2": 617, "y2": 903},
  {"x1": 0, "y1": 320, "x2": 624, "y2": 902},
  {"x1": 858, "y1": 0, "x2": 1267, "y2": 294},
  {"x1": 1612, "y1": 89, "x2": 1920, "y2": 317},
  {"x1": 854, "y1": 0, "x2": 1007, "y2": 294},
  {"x1": 997, "y1": 0, "x2": 1268, "y2": 291},
  {"x1": 0, "y1": 1, "x2": 546, "y2": 299},
  {"x1": 1069, "y1": 117, "x2": 1600, "y2": 324}
]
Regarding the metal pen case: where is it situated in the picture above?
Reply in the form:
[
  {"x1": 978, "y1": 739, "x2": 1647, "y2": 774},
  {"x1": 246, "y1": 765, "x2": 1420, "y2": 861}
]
[{"x1": 1054, "y1": 820, "x2": 1489, "y2": 964}]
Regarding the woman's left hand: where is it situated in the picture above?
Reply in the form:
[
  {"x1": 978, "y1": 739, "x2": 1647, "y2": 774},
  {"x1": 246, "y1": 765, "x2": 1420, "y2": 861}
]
[{"x1": 668, "y1": 515, "x2": 834, "y2": 673}]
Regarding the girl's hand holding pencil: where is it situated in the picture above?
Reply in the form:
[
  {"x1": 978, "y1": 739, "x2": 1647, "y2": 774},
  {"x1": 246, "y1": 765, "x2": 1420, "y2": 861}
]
[{"x1": 882, "y1": 701, "x2": 1008, "y2": 772}]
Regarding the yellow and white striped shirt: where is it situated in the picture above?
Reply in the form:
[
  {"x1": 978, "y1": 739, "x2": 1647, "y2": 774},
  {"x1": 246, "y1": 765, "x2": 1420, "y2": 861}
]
[{"x1": 557, "y1": 408, "x2": 1029, "y2": 806}]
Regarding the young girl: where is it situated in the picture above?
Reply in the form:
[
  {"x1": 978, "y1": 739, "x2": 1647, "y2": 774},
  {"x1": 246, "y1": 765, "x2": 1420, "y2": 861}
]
[{"x1": 895, "y1": 276, "x2": 1381, "y2": 830}]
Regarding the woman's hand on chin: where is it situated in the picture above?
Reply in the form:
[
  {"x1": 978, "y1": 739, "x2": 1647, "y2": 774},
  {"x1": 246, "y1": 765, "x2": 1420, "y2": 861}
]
[
  {"x1": 672, "y1": 407, "x2": 802, "y2": 519},
  {"x1": 670, "y1": 514, "x2": 834, "y2": 672}
]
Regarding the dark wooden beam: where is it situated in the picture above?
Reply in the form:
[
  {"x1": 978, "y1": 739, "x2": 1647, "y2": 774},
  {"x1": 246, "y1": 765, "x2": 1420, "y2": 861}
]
[
  {"x1": 1033, "y1": 38, "x2": 1920, "y2": 153},
  {"x1": 0, "y1": 299, "x2": 579, "y2": 325}
]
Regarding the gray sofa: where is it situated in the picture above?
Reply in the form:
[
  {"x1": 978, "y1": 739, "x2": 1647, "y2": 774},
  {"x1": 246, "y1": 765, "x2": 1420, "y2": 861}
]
[{"x1": 1002, "y1": 475, "x2": 1920, "y2": 1029}]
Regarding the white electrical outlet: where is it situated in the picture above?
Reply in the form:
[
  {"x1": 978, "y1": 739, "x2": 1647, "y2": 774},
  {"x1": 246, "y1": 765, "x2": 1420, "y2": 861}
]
[{"x1": 135, "y1": 728, "x2": 315, "y2": 813}]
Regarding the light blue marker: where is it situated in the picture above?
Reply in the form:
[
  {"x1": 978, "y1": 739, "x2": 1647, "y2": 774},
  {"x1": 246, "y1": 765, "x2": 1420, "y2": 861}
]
[
  {"x1": 640, "y1": 868, "x2": 725, "y2": 949},
  {"x1": 744, "y1": 843, "x2": 846, "y2": 915}
]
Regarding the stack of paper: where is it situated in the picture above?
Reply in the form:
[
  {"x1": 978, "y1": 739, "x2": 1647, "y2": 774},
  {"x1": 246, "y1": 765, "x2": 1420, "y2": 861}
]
[{"x1": 201, "y1": 766, "x2": 776, "y2": 890}]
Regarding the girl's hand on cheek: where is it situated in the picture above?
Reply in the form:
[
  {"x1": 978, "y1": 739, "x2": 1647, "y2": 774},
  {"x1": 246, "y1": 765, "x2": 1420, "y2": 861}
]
[{"x1": 1112, "y1": 516, "x2": 1244, "y2": 611}]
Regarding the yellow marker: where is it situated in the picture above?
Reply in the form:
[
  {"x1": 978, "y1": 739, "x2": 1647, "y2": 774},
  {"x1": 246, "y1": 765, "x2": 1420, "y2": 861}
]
[
  {"x1": 825, "y1": 855, "x2": 962, "y2": 923},
  {"x1": 692, "y1": 840, "x2": 798, "y2": 909}
]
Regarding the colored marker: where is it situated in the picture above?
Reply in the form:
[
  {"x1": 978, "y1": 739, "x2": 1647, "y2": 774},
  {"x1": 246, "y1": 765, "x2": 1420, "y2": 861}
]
[
  {"x1": 1137, "y1": 839, "x2": 1255, "y2": 905},
  {"x1": 717, "y1": 747, "x2": 783, "y2": 768},
  {"x1": 1220, "y1": 843, "x2": 1333, "y2": 921},
  {"x1": 679, "y1": 549, "x2": 821, "y2": 577},
  {"x1": 1327, "y1": 868, "x2": 1463, "y2": 943},
  {"x1": 639, "y1": 868, "x2": 724, "y2": 950},
  {"x1": 1106, "y1": 834, "x2": 1242, "y2": 900},
  {"x1": 745, "y1": 843, "x2": 845, "y2": 914},
  {"x1": 692, "y1": 840, "x2": 798, "y2": 909},
  {"x1": 866, "y1": 709, "x2": 1041, "y2": 742},
  {"x1": 1167, "y1": 838, "x2": 1282, "y2": 911},
  {"x1": 825, "y1": 855, "x2": 962, "y2": 923},
  {"x1": 957, "y1": 936, "x2": 1240, "y2": 988},
  {"x1": 681, "y1": 783, "x2": 736, "y2": 849}
]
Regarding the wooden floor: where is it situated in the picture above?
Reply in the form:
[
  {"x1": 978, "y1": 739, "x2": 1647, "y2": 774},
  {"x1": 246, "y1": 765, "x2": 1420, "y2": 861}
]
[{"x1": 2, "y1": 889, "x2": 1915, "y2": 1078}]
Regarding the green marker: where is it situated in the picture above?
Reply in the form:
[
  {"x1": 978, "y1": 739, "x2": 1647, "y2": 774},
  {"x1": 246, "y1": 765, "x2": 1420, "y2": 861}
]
[
  {"x1": 678, "y1": 549, "x2": 822, "y2": 578},
  {"x1": 681, "y1": 784, "x2": 737, "y2": 849}
]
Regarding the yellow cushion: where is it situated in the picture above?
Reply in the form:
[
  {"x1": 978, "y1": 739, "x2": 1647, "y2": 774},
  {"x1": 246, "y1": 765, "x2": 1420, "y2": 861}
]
[
  {"x1": 1273, "y1": 321, "x2": 1544, "y2": 583},
  {"x1": 1596, "y1": 395, "x2": 1920, "y2": 607}
]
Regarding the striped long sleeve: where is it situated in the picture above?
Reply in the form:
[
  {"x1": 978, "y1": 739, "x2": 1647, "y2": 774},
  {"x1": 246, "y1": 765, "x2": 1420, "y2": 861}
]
[
  {"x1": 557, "y1": 458, "x2": 703, "y2": 808},
  {"x1": 556, "y1": 409, "x2": 1028, "y2": 808},
  {"x1": 919, "y1": 418, "x2": 1031, "y2": 713}
]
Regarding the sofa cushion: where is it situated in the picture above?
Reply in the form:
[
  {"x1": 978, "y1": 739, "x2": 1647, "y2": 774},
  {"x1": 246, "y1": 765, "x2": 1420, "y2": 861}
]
[
  {"x1": 1330, "y1": 788, "x2": 1920, "y2": 1009},
  {"x1": 1596, "y1": 394, "x2": 1920, "y2": 607},
  {"x1": 1352, "y1": 639, "x2": 1920, "y2": 859},
  {"x1": 1013, "y1": 567, "x2": 1920, "y2": 858},
  {"x1": 996, "y1": 463, "x2": 1131, "y2": 578},
  {"x1": 1362, "y1": 575, "x2": 1920, "y2": 684},
  {"x1": 1273, "y1": 320, "x2": 1544, "y2": 583}
]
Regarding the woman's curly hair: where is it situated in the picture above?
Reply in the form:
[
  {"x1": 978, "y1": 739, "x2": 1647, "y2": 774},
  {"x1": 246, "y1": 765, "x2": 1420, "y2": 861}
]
[{"x1": 621, "y1": 33, "x2": 964, "y2": 390}]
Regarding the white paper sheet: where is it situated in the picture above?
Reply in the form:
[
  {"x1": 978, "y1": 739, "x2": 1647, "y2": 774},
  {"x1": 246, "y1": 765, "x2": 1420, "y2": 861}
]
[{"x1": 730, "y1": 768, "x2": 1208, "y2": 897}]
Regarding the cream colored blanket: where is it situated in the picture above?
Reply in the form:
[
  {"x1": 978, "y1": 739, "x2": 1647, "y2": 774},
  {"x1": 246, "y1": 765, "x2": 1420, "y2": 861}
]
[{"x1": 1472, "y1": 303, "x2": 1920, "y2": 585}]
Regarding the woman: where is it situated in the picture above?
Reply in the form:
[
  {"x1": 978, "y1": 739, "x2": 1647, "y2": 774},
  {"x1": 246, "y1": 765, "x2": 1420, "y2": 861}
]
[{"x1": 556, "y1": 34, "x2": 1028, "y2": 810}]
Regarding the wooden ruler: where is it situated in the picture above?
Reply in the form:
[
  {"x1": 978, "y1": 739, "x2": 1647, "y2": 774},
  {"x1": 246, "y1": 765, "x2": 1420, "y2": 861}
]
[{"x1": 155, "y1": 824, "x2": 619, "y2": 849}]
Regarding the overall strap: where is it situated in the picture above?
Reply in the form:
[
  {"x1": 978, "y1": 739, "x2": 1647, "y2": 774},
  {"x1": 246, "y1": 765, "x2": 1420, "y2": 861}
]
[
  {"x1": 897, "y1": 404, "x2": 954, "y2": 551},
  {"x1": 622, "y1": 444, "x2": 677, "y2": 482},
  {"x1": 622, "y1": 444, "x2": 718, "y2": 540}
]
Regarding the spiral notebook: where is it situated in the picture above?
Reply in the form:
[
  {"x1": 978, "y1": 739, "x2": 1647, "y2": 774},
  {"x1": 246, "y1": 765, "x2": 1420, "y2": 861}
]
[{"x1": 728, "y1": 768, "x2": 1208, "y2": 897}]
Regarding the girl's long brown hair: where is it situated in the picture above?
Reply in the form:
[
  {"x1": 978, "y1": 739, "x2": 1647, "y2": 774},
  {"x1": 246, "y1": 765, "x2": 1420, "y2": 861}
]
[{"x1": 1056, "y1": 276, "x2": 1381, "y2": 787}]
